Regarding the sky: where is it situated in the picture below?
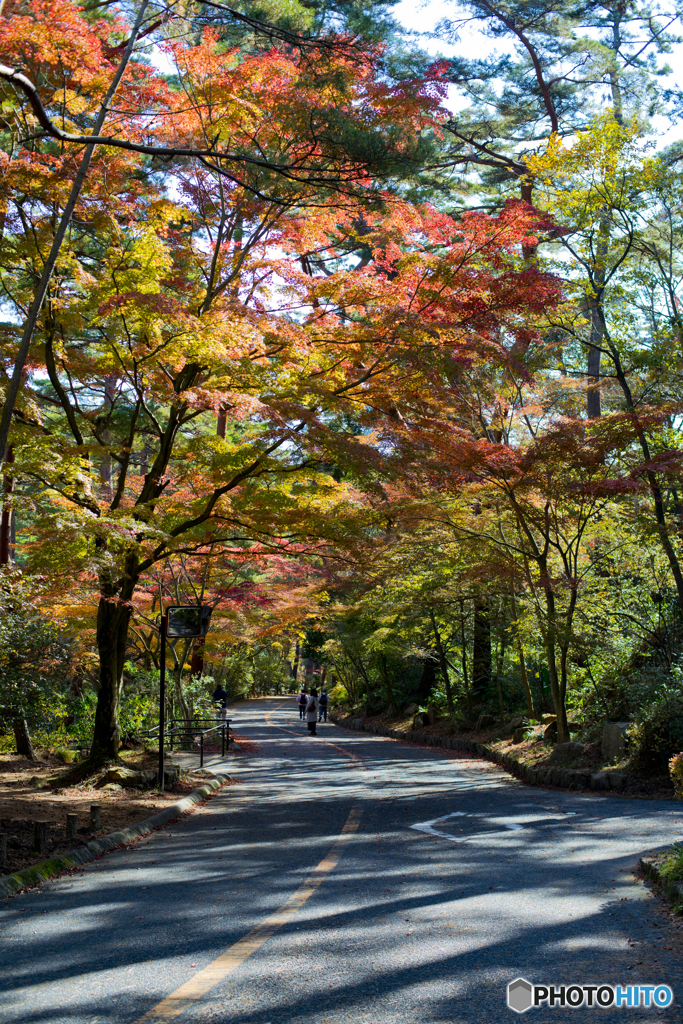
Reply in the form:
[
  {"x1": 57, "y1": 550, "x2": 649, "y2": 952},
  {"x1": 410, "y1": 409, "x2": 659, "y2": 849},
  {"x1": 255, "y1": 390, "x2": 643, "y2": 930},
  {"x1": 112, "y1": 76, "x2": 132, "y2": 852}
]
[{"x1": 391, "y1": 0, "x2": 683, "y2": 145}]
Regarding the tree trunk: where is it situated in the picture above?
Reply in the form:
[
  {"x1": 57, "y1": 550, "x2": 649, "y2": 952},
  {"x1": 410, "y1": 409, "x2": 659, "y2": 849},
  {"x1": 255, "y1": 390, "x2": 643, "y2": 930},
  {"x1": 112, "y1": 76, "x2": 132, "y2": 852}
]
[
  {"x1": 379, "y1": 654, "x2": 396, "y2": 715},
  {"x1": 509, "y1": 589, "x2": 535, "y2": 719},
  {"x1": 88, "y1": 587, "x2": 134, "y2": 765},
  {"x1": 291, "y1": 641, "x2": 301, "y2": 682},
  {"x1": 13, "y1": 718, "x2": 37, "y2": 760},
  {"x1": 189, "y1": 636, "x2": 205, "y2": 678},
  {"x1": 472, "y1": 600, "x2": 492, "y2": 701},
  {"x1": 518, "y1": 642, "x2": 535, "y2": 721},
  {"x1": 173, "y1": 667, "x2": 191, "y2": 722},
  {"x1": 587, "y1": 304, "x2": 602, "y2": 419},
  {"x1": 495, "y1": 639, "x2": 507, "y2": 723},
  {"x1": 417, "y1": 654, "x2": 436, "y2": 703},
  {"x1": 601, "y1": 322, "x2": 683, "y2": 611},
  {"x1": 0, "y1": 445, "x2": 14, "y2": 565},
  {"x1": 458, "y1": 599, "x2": 473, "y2": 718},
  {"x1": 542, "y1": 589, "x2": 570, "y2": 743},
  {"x1": 430, "y1": 610, "x2": 455, "y2": 714}
]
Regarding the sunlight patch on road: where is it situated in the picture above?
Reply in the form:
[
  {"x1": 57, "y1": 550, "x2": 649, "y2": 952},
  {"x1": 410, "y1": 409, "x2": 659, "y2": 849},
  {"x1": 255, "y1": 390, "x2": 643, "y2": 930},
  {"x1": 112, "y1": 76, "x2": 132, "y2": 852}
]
[{"x1": 133, "y1": 806, "x2": 362, "y2": 1023}]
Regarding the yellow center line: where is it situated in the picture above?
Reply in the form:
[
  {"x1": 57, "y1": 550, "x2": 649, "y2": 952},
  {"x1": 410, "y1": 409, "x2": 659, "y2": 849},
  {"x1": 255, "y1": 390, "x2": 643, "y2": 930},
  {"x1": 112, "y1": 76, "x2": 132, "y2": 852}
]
[
  {"x1": 134, "y1": 805, "x2": 362, "y2": 1023},
  {"x1": 265, "y1": 701, "x2": 367, "y2": 770}
]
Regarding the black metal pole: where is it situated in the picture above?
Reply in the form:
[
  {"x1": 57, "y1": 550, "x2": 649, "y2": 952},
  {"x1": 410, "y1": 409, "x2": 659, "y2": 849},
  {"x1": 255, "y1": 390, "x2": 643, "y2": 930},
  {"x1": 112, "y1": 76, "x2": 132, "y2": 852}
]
[{"x1": 159, "y1": 614, "x2": 167, "y2": 792}]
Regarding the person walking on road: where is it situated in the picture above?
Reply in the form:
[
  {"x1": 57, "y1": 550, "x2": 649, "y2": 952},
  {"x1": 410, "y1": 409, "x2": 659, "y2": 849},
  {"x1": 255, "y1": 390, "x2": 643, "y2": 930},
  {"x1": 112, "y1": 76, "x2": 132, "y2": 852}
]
[
  {"x1": 212, "y1": 683, "x2": 228, "y2": 723},
  {"x1": 297, "y1": 688, "x2": 308, "y2": 720},
  {"x1": 306, "y1": 688, "x2": 319, "y2": 735},
  {"x1": 318, "y1": 688, "x2": 328, "y2": 723}
]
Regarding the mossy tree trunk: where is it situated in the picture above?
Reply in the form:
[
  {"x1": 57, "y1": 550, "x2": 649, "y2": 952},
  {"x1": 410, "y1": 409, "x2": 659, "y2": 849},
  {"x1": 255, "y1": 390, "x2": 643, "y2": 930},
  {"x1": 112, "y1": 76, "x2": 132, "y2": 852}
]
[
  {"x1": 13, "y1": 718, "x2": 37, "y2": 760},
  {"x1": 88, "y1": 556, "x2": 138, "y2": 767}
]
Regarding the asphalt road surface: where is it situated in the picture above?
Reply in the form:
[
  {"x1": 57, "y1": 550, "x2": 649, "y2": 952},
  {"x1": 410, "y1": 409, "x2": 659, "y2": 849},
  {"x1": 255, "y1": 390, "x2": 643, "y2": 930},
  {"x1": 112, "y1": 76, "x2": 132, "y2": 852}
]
[{"x1": 2, "y1": 698, "x2": 683, "y2": 1024}]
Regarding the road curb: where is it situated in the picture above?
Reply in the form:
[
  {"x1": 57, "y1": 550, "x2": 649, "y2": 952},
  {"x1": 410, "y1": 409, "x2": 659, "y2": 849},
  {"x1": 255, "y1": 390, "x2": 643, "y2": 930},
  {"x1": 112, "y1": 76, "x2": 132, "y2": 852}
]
[
  {"x1": 0, "y1": 773, "x2": 232, "y2": 899},
  {"x1": 640, "y1": 852, "x2": 683, "y2": 906},
  {"x1": 330, "y1": 714, "x2": 612, "y2": 794}
]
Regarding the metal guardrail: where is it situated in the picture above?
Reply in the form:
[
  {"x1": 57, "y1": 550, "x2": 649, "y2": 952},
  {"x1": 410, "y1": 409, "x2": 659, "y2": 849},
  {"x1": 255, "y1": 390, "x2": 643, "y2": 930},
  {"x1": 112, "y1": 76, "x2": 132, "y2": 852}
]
[{"x1": 167, "y1": 718, "x2": 230, "y2": 767}]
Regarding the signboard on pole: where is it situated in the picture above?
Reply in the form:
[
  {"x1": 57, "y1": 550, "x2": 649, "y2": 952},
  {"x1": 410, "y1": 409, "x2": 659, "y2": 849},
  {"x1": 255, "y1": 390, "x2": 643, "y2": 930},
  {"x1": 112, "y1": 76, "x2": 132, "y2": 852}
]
[{"x1": 166, "y1": 605, "x2": 212, "y2": 638}]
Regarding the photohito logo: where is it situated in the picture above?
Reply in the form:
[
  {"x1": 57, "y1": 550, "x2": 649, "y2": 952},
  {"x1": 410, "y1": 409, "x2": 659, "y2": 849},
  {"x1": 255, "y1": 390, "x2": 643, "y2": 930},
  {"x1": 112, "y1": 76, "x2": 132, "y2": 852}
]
[{"x1": 506, "y1": 978, "x2": 673, "y2": 1012}]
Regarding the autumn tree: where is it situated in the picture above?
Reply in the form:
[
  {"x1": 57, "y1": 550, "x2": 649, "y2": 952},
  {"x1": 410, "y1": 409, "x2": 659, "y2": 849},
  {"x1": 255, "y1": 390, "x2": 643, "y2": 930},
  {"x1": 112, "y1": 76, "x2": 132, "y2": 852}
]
[{"x1": 0, "y1": 0, "x2": 452, "y2": 764}]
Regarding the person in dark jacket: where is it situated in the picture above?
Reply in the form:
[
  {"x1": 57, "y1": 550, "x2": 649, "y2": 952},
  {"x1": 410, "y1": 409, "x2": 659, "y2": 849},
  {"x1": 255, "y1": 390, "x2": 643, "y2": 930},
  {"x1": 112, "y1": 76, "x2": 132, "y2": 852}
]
[
  {"x1": 318, "y1": 688, "x2": 328, "y2": 722},
  {"x1": 297, "y1": 689, "x2": 308, "y2": 719},
  {"x1": 212, "y1": 684, "x2": 228, "y2": 722}
]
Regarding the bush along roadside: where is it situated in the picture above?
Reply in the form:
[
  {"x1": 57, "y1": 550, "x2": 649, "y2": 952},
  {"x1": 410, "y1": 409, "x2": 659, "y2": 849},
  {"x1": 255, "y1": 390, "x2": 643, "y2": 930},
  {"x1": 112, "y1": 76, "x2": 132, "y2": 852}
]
[
  {"x1": 0, "y1": 773, "x2": 232, "y2": 899},
  {"x1": 640, "y1": 845, "x2": 683, "y2": 913},
  {"x1": 330, "y1": 713, "x2": 639, "y2": 796}
]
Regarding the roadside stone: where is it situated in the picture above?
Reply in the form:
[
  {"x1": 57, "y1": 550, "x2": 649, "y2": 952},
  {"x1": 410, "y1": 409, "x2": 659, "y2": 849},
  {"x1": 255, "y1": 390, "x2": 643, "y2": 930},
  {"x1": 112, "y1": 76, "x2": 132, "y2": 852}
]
[
  {"x1": 606, "y1": 771, "x2": 626, "y2": 791},
  {"x1": 590, "y1": 771, "x2": 609, "y2": 791},
  {"x1": 544, "y1": 721, "x2": 558, "y2": 742},
  {"x1": 504, "y1": 716, "x2": 525, "y2": 733},
  {"x1": 162, "y1": 766, "x2": 180, "y2": 787},
  {"x1": 602, "y1": 722, "x2": 629, "y2": 762},
  {"x1": 549, "y1": 767, "x2": 563, "y2": 786},
  {"x1": 526, "y1": 767, "x2": 537, "y2": 783},
  {"x1": 427, "y1": 704, "x2": 439, "y2": 725},
  {"x1": 403, "y1": 703, "x2": 419, "y2": 718},
  {"x1": 476, "y1": 713, "x2": 495, "y2": 729},
  {"x1": 512, "y1": 727, "x2": 525, "y2": 744},
  {"x1": 412, "y1": 713, "x2": 428, "y2": 729},
  {"x1": 99, "y1": 767, "x2": 157, "y2": 789},
  {"x1": 550, "y1": 741, "x2": 585, "y2": 761},
  {"x1": 541, "y1": 714, "x2": 556, "y2": 725},
  {"x1": 566, "y1": 771, "x2": 591, "y2": 790}
]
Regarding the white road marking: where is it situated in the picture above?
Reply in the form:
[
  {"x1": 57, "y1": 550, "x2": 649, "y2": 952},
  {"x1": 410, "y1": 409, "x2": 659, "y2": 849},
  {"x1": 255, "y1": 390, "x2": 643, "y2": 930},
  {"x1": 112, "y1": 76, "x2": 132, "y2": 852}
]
[{"x1": 409, "y1": 811, "x2": 524, "y2": 844}]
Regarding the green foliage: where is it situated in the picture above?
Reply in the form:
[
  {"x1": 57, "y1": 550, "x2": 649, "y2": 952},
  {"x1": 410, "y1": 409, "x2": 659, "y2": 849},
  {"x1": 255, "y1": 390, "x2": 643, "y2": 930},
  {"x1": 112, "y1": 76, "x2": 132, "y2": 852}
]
[
  {"x1": 628, "y1": 675, "x2": 683, "y2": 770},
  {"x1": 181, "y1": 674, "x2": 216, "y2": 720},
  {"x1": 118, "y1": 691, "x2": 153, "y2": 741},
  {"x1": 206, "y1": 643, "x2": 293, "y2": 699},
  {"x1": 0, "y1": 568, "x2": 79, "y2": 730},
  {"x1": 658, "y1": 844, "x2": 683, "y2": 906},
  {"x1": 328, "y1": 684, "x2": 348, "y2": 707}
]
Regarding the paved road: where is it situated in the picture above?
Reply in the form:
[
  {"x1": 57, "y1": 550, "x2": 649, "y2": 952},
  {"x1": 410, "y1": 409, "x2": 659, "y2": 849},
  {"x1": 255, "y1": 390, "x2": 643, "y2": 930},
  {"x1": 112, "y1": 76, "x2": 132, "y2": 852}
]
[{"x1": 2, "y1": 699, "x2": 683, "y2": 1024}]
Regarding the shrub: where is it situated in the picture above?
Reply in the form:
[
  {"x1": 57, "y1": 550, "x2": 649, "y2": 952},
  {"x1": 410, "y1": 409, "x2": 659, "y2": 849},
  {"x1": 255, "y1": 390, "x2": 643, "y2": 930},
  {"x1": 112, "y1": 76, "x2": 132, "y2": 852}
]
[
  {"x1": 328, "y1": 684, "x2": 348, "y2": 707},
  {"x1": 0, "y1": 568, "x2": 80, "y2": 740},
  {"x1": 669, "y1": 753, "x2": 683, "y2": 799},
  {"x1": 629, "y1": 683, "x2": 683, "y2": 770}
]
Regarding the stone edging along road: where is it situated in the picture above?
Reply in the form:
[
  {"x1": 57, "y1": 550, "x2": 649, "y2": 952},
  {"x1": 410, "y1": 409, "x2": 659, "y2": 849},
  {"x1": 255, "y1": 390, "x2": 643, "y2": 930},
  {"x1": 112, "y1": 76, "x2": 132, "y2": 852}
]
[
  {"x1": 330, "y1": 714, "x2": 628, "y2": 795},
  {"x1": 0, "y1": 773, "x2": 231, "y2": 900},
  {"x1": 639, "y1": 854, "x2": 683, "y2": 906}
]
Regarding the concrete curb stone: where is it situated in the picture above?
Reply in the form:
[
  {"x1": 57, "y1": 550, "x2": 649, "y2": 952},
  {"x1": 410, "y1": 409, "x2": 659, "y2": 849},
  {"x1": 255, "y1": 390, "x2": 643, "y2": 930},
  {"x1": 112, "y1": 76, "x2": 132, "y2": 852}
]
[
  {"x1": 640, "y1": 853, "x2": 683, "y2": 906},
  {"x1": 0, "y1": 772, "x2": 231, "y2": 900}
]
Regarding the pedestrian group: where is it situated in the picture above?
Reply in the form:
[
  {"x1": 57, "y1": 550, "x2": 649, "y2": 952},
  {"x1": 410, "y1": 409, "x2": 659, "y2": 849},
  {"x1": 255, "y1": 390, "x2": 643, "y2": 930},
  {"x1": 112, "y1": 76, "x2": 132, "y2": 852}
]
[{"x1": 297, "y1": 686, "x2": 328, "y2": 735}]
